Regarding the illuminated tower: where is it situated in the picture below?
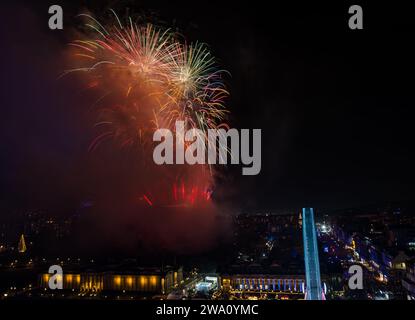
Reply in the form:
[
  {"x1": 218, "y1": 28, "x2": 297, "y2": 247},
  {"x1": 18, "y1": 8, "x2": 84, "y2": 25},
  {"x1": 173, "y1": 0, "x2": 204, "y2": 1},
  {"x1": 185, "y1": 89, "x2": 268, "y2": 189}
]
[
  {"x1": 18, "y1": 234, "x2": 27, "y2": 253},
  {"x1": 302, "y1": 208, "x2": 323, "y2": 300}
]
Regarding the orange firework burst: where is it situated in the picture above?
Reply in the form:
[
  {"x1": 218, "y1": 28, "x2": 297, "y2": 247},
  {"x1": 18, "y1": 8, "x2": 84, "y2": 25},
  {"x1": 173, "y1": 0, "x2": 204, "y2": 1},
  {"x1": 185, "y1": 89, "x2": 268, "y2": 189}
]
[{"x1": 65, "y1": 10, "x2": 229, "y2": 151}]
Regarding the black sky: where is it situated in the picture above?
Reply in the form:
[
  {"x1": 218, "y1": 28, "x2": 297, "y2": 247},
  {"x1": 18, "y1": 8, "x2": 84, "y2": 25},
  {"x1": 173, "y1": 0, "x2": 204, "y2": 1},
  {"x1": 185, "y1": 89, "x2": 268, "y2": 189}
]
[{"x1": 1, "y1": 1, "x2": 415, "y2": 215}]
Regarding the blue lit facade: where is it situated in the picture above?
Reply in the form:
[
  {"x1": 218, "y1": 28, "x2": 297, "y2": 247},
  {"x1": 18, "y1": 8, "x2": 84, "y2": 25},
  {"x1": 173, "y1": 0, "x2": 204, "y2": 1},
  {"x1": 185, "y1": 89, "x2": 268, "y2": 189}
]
[{"x1": 302, "y1": 208, "x2": 323, "y2": 300}]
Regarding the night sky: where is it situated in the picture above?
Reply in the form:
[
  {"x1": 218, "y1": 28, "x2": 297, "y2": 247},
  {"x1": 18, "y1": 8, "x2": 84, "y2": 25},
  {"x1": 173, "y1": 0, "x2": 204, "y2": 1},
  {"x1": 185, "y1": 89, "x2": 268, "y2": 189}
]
[{"x1": 1, "y1": 1, "x2": 415, "y2": 216}]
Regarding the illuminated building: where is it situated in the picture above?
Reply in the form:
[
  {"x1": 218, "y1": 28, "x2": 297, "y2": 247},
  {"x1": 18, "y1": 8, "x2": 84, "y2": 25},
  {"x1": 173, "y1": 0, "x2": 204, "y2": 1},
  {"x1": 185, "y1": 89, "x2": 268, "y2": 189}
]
[
  {"x1": 221, "y1": 274, "x2": 306, "y2": 295},
  {"x1": 40, "y1": 267, "x2": 183, "y2": 295},
  {"x1": 402, "y1": 259, "x2": 415, "y2": 300},
  {"x1": 302, "y1": 208, "x2": 323, "y2": 300},
  {"x1": 18, "y1": 234, "x2": 27, "y2": 253}
]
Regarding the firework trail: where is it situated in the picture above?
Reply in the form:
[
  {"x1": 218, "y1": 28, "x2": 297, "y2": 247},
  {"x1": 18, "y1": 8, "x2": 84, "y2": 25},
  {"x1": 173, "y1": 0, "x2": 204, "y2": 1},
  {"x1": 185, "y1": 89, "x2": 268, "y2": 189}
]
[{"x1": 65, "y1": 10, "x2": 230, "y2": 151}]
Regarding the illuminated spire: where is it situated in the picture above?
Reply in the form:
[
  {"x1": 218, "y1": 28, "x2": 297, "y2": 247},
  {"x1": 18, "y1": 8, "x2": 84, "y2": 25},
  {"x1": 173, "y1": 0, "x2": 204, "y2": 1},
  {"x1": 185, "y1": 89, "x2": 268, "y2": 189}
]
[
  {"x1": 302, "y1": 208, "x2": 323, "y2": 300},
  {"x1": 18, "y1": 234, "x2": 27, "y2": 253}
]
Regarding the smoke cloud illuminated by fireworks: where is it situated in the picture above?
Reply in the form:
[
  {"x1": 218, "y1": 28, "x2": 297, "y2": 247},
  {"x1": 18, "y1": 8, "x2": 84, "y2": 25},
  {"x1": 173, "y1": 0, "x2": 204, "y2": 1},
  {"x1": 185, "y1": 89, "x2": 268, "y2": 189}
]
[{"x1": 62, "y1": 10, "x2": 232, "y2": 252}]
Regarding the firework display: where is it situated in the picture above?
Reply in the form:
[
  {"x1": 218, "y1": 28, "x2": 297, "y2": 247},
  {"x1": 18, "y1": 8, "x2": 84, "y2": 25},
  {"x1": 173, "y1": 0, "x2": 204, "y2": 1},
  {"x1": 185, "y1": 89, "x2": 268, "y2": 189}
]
[{"x1": 65, "y1": 11, "x2": 229, "y2": 151}]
